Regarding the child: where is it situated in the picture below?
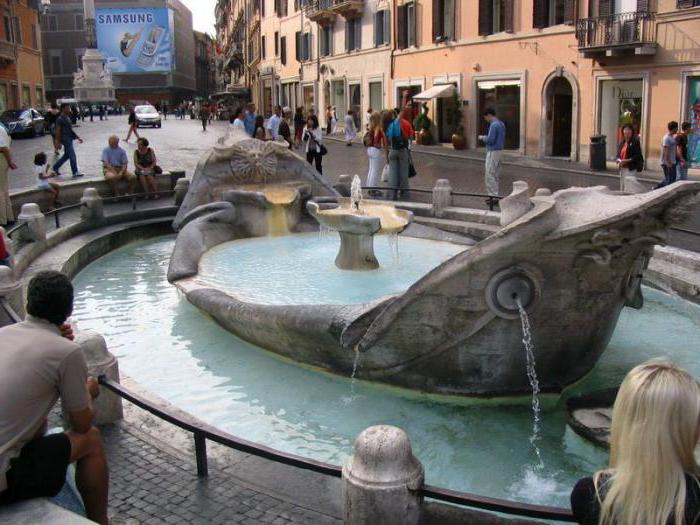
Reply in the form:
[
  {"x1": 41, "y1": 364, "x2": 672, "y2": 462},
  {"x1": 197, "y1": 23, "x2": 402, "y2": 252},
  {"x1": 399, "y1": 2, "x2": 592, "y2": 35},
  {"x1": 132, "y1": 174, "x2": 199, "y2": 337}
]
[{"x1": 34, "y1": 152, "x2": 61, "y2": 209}]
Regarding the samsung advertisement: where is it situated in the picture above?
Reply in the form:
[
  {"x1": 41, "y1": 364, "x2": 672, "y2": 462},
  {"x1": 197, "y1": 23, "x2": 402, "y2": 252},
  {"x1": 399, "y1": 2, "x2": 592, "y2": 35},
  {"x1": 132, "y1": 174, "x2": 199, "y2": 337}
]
[{"x1": 96, "y1": 8, "x2": 175, "y2": 74}]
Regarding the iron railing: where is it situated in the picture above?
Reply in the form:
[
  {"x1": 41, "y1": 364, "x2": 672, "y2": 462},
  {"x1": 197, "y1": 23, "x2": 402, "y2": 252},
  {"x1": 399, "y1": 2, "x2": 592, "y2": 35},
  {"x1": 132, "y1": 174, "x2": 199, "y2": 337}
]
[
  {"x1": 576, "y1": 11, "x2": 656, "y2": 50},
  {"x1": 303, "y1": 0, "x2": 362, "y2": 16}
]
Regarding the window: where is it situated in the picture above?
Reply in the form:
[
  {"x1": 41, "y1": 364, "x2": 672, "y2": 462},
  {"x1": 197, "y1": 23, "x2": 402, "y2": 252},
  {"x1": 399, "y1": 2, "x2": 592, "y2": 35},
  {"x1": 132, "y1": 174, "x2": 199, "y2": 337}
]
[
  {"x1": 375, "y1": 10, "x2": 390, "y2": 46},
  {"x1": 479, "y1": 0, "x2": 513, "y2": 35},
  {"x1": 345, "y1": 17, "x2": 361, "y2": 52},
  {"x1": 21, "y1": 85, "x2": 30, "y2": 108},
  {"x1": 274, "y1": 31, "x2": 279, "y2": 56},
  {"x1": 3, "y1": 16, "x2": 11, "y2": 42},
  {"x1": 676, "y1": 0, "x2": 700, "y2": 7},
  {"x1": 11, "y1": 17, "x2": 21, "y2": 45},
  {"x1": 31, "y1": 24, "x2": 37, "y2": 49},
  {"x1": 533, "y1": 0, "x2": 573, "y2": 28},
  {"x1": 35, "y1": 86, "x2": 44, "y2": 107},
  {"x1": 43, "y1": 14, "x2": 57, "y2": 32},
  {"x1": 432, "y1": 0, "x2": 456, "y2": 41},
  {"x1": 397, "y1": 2, "x2": 416, "y2": 49},
  {"x1": 75, "y1": 14, "x2": 84, "y2": 30},
  {"x1": 261, "y1": 0, "x2": 266, "y2": 16},
  {"x1": 280, "y1": 36, "x2": 287, "y2": 64},
  {"x1": 275, "y1": 0, "x2": 287, "y2": 17},
  {"x1": 49, "y1": 51, "x2": 62, "y2": 75},
  {"x1": 320, "y1": 25, "x2": 333, "y2": 56},
  {"x1": 295, "y1": 31, "x2": 311, "y2": 61},
  {"x1": 262, "y1": 35, "x2": 266, "y2": 59}
]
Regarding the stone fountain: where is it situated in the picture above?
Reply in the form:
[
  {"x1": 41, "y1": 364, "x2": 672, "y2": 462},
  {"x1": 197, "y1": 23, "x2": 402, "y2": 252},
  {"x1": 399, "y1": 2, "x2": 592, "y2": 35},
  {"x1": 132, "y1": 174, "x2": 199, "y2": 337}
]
[
  {"x1": 168, "y1": 131, "x2": 700, "y2": 397},
  {"x1": 307, "y1": 176, "x2": 412, "y2": 270}
]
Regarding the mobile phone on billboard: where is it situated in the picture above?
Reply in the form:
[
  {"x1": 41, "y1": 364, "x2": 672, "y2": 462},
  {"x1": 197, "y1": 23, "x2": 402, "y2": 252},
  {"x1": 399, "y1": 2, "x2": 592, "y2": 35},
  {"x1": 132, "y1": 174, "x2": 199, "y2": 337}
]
[{"x1": 137, "y1": 26, "x2": 165, "y2": 68}]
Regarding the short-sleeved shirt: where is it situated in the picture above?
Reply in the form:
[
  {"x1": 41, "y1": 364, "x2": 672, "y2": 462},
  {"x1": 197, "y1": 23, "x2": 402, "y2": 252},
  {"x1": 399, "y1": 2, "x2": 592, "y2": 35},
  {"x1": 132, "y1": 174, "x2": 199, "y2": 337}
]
[
  {"x1": 0, "y1": 316, "x2": 89, "y2": 492},
  {"x1": 677, "y1": 133, "x2": 688, "y2": 161},
  {"x1": 55, "y1": 114, "x2": 76, "y2": 144},
  {"x1": 662, "y1": 133, "x2": 677, "y2": 166},
  {"x1": 267, "y1": 114, "x2": 281, "y2": 139},
  {"x1": 102, "y1": 145, "x2": 128, "y2": 168},
  {"x1": 0, "y1": 125, "x2": 10, "y2": 149}
]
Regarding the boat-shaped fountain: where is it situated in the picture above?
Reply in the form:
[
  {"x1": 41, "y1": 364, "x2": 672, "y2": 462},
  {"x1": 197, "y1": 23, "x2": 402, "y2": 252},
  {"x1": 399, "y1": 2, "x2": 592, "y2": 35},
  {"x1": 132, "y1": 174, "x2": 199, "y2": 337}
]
[{"x1": 167, "y1": 131, "x2": 700, "y2": 397}]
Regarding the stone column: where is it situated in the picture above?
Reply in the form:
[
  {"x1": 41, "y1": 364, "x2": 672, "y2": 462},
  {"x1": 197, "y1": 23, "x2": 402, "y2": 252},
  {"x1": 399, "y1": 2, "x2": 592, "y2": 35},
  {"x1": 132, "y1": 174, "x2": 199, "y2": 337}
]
[
  {"x1": 84, "y1": 0, "x2": 97, "y2": 49},
  {"x1": 432, "y1": 179, "x2": 453, "y2": 218},
  {"x1": 174, "y1": 178, "x2": 190, "y2": 207},
  {"x1": 17, "y1": 203, "x2": 46, "y2": 244},
  {"x1": 80, "y1": 188, "x2": 104, "y2": 223},
  {"x1": 342, "y1": 425, "x2": 424, "y2": 525},
  {"x1": 75, "y1": 330, "x2": 123, "y2": 425},
  {"x1": 0, "y1": 265, "x2": 24, "y2": 320}
]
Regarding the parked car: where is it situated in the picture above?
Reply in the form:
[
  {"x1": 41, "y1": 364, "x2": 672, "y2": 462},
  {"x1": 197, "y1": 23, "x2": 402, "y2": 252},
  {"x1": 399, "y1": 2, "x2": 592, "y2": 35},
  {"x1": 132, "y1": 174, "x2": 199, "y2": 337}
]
[
  {"x1": 134, "y1": 105, "x2": 161, "y2": 128},
  {"x1": 0, "y1": 109, "x2": 46, "y2": 138}
]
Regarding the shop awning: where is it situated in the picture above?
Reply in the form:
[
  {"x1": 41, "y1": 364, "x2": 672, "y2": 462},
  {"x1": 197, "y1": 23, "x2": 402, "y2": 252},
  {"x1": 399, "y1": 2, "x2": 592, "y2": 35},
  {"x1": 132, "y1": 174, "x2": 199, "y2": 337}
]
[{"x1": 412, "y1": 84, "x2": 455, "y2": 101}]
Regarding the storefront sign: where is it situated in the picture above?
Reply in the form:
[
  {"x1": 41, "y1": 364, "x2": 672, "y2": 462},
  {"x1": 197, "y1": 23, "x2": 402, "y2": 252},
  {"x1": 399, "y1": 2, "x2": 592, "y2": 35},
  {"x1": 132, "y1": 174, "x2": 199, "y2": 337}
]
[
  {"x1": 96, "y1": 8, "x2": 174, "y2": 74},
  {"x1": 687, "y1": 77, "x2": 700, "y2": 169}
]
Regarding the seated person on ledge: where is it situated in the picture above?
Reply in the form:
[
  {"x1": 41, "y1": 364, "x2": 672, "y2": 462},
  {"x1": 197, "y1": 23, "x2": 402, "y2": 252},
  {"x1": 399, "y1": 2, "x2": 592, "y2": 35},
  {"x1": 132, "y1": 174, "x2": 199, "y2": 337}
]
[
  {"x1": 570, "y1": 359, "x2": 700, "y2": 525},
  {"x1": 102, "y1": 135, "x2": 135, "y2": 197},
  {"x1": 0, "y1": 271, "x2": 108, "y2": 524},
  {"x1": 134, "y1": 138, "x2": 160, "y2": 200}
]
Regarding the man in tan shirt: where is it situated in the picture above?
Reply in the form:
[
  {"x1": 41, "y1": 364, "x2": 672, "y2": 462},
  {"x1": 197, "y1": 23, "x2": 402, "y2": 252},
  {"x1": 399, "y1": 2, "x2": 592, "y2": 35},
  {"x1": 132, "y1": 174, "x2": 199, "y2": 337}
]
[{"x1": 0, "y1": 271, "x2": 108, "y2": 524}]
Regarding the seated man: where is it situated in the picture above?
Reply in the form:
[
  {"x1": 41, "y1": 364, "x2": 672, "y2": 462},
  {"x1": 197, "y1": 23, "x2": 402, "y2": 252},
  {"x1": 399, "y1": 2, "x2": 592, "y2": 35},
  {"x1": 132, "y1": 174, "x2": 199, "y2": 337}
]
[
  {"x1": 102, "y1": 135, "x2": 135, "y2": 197},
  {"x1": 0, "y1": 271, "x2": 108, "y2": 525}
]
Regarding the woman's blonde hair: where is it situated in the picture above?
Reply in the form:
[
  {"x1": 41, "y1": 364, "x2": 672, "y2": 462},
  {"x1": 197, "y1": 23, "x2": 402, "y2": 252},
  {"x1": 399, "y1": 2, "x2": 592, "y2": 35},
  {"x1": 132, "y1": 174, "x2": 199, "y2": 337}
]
[
  {"x1": 369, "y1": 111, "x2": 381, "y2": 131},
  {"x1": 595, "y1": 359, "x2": 700, "y2": 525}
]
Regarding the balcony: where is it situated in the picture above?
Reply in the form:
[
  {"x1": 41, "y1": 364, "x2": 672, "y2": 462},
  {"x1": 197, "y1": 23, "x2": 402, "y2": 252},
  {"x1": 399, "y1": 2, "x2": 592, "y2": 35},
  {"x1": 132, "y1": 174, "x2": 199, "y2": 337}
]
[
  {"x1": 576, "y1": 12, "x2": 657, "y2": 58},
  {"x1": 303, "y1": 0, "x2": 363, "y2": 24},
  {"x1": 0, "y1": 40, "x2": 15, "y2": 66}
]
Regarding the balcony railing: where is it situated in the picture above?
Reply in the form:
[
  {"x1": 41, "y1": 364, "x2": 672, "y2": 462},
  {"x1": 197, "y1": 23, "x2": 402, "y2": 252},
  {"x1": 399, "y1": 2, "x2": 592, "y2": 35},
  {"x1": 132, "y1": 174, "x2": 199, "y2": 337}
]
[
  {"x1": 303, "y1": 0, "x2": 363, "y2": 23},
  {"x1": 576, "y1": 11, "x2": 656, "y2": 56}
]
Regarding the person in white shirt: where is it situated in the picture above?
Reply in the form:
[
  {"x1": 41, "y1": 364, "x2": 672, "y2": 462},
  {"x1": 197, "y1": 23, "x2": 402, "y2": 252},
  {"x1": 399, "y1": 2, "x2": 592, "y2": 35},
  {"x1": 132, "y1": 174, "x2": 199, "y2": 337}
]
[
  {"x1": 0, "y1": 124, "x2": 17, "y2": 226},
  {"x1": 266, "y1": 105, "x2": 282, "y2": 140},
  {"x1": 344, "y1": 110, "x2": 357, "y2": 146},
  {"x1": 34, "y1": 152, "x2": 60, "y2": 209},
  {"x1": 229, "y1": 107, "x2": 246, "y2": 134}
]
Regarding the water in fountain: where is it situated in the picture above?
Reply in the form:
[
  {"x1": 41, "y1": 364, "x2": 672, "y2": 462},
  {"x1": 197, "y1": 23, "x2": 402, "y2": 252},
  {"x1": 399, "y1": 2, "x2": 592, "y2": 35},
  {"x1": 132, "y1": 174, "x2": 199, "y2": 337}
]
[
  {"x1": 318, "y1": 224, "x2": 334, "y2": 239},
  {"x1": 350, "y1": 175, "x2": 363, "y2": 213},
  {"x1": 516, "y1": 298, "x2": 544, "y2": 469},
  {"x1": 387, "y1": 233, "x2": 400, "y2": 265}
]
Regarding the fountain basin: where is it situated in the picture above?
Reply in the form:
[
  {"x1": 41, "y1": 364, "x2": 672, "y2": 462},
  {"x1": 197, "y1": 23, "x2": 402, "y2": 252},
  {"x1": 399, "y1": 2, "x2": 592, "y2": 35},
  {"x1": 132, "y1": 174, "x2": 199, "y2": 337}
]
[{"x1": 307, "y1": 199, "x2": 413, "y2": 270}]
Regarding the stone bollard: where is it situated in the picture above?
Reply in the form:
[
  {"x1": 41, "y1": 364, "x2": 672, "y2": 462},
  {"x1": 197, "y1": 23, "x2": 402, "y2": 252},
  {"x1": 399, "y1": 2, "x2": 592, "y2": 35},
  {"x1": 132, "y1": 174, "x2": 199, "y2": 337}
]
[
  {"x1": 334, "y1": 174, "x2": 353, "y2": 197},
  {"x1": 342, "y1": 425, "x2": 424, "y2": 525},
  {"x1": 174, "y1": 177, "x2": 190, "y2": 207},
  {"x1": 0, "y1": 264, "x2": 24, "y2": 320},
  {"x1": 80, "y1": 188, "x2": 104, "y2": 223},
  {"x1": 16, "y1": 203, "x2": 46, "y2": 244},
  {"x1": 74, "y1": 330, "x2": 123, "y2": 425},
  {"x1": 432, "y1": 179, "x2": 453, "y2": 218}
]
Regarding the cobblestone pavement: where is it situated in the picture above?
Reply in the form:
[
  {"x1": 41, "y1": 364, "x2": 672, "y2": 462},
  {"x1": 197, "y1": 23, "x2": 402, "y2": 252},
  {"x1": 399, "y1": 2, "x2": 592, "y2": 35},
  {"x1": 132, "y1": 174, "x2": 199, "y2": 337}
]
[{"x1": 103, "y1": 423, "x2": 341, "y2": 525}]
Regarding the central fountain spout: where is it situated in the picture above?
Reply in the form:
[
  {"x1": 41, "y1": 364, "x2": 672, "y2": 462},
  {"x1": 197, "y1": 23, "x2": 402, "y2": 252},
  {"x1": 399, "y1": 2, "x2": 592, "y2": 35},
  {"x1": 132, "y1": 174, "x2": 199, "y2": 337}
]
[{"x1": 307, "y1": 176, "x2": 413, "y2": 271}]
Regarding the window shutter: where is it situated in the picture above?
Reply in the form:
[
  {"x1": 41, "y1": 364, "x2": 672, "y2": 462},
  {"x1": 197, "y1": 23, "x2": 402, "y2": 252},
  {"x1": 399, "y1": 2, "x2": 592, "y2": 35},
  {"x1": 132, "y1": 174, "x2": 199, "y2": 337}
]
[
  {"x1": 479, "y1": 0, "x2": 493, "y2": 35},
  {"x1": 281, "y1": 36, "x2": 286, "y2": 64},
  {"x1": 563, "y1": 0, "x2": 575, "y2": 23},
  {"x1": 411, "y1": 3, "x2": 417, "y2": 46},
  {"x1": 383, "y1": 10, "x2": 390, "y2": 44},
  {"x1": 676, "y1": 0, "x2": 694, "y2": 7},
  {"x1": 533, "y1": 0, "x2": 548, "y2": 28},
  {"x1": 636, "y1": 0, "x2": 649, "y2": 11},
  {"x1": 374, "y1": 12, "x2": 379, "y2": 46},
  {"x1": 432, "y1": 0, "x2": 440, "y2": 41},
  {"x1": 306, "y1": 33, "x2": 311, "y2": 60},
  {"x1": 598, "y1": 0, "x2": 611, "y2": 16},
  {"x1": 448, "y1": 0, "x2": 455, "y2": 39},
  {"x1": 504, "y1": 0, "x2": 514, "y2": 32},
  {"x1": 397, "y1": 6, "x2": 407, "y2": 48},
  {"x1": 295, "y1": 31, "x2": 301, "y2": 60},
  {"x1": 345, "y1": 19, "x2": 351, "y2": 51}
]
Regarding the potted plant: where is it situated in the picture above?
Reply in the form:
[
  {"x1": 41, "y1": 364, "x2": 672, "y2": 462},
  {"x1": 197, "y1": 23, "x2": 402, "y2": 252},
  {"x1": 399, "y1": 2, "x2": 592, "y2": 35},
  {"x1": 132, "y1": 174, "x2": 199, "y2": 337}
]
[
  {"x1": 413, "y1": 103, "x2": 433, "y2": 145},
  {"x1": 449, "y1": 91, "x2": 466, "y2": 150}
]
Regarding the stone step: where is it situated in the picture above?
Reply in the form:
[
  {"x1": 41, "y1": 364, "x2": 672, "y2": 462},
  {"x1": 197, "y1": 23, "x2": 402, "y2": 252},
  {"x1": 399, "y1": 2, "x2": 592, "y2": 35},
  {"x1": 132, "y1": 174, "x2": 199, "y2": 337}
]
[
  {"x1": 440, "y1": 206, "x2": 501, "y2": 226},
  {"x1": 413, "y1": 216, "x2": 499, "y2": 240},
  {"x1": 652, "y1": 245, "x2": 700, "y2": 273},
  {"x1": 645, "y1": 256, "x2": 700, "y2": 303}
]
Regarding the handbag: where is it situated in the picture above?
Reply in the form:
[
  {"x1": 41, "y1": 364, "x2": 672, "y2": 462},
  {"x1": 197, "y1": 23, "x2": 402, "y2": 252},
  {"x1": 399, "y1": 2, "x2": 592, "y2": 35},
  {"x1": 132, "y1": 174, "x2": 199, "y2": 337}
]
[
  {"x1": 154, "y1": 165, "x2": 163, "y2": 175},
  {"x1": 319, "y1": 144, "x2": 328, "y2": 156},
  {"x1": 408, "y1": 151, "x2": 417, "y2": 178}
]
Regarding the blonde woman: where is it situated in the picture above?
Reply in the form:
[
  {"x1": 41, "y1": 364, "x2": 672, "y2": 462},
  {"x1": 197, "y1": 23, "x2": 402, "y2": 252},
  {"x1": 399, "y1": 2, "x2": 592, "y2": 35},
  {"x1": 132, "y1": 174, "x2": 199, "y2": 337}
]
[
  {"x1": 365, "y1": 112, "x2": 388, "y2": 197},
  {"x1": 570, "y1": 359, "x2": 700, "y2": 525}
]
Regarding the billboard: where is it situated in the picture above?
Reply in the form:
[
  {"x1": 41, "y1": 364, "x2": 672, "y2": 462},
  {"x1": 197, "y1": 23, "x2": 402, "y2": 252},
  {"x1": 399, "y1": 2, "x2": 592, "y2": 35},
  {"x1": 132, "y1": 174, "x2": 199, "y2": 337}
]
[{"x1": 96, "y1": 8, "x2": 174, "y2": 74}]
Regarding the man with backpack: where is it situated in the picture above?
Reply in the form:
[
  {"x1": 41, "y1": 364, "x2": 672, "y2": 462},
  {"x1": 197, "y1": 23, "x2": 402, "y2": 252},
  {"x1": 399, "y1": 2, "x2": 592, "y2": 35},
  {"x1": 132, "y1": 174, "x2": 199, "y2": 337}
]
[{"x1": 386, "y1": 93, "x2": 414, "y2": 200}]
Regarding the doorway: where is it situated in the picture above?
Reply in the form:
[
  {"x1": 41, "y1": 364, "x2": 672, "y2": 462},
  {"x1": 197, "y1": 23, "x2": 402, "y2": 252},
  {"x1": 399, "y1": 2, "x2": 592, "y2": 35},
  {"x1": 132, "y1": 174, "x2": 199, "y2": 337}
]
[
  {"x1": 543, "y1": 76, "x2": 573, "y2": 158},
  {"x1": 348, "y1": 83, "x2": 361, "y2": 129}
]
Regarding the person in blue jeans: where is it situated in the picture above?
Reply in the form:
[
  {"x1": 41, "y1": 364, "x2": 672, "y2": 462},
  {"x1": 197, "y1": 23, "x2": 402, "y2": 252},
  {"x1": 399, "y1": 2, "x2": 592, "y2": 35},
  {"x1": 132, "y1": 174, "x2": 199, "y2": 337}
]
[{"x1": 51, "y1": 104, "x2": 83, "y2": 178}]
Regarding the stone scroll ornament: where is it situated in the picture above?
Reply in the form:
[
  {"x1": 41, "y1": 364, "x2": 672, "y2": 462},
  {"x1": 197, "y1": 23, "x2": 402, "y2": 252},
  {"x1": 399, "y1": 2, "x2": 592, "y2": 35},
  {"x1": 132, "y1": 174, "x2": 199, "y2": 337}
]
[{"x1": 172, "y1": 130, "x2": 338, "y2": 230}]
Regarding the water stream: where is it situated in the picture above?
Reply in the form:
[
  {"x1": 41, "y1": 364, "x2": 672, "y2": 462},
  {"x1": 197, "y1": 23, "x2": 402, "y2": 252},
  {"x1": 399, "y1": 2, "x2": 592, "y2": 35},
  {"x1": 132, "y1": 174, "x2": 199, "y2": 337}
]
[
  {"x1": 516, "y1": 298, "x2": 544, "y2": 470},
  {"x1": 344, "y1": 346, "x2": 363, "y2": 404},
  {"x1": 387, "y1": 233, "x2": 400, "y2": 265}
]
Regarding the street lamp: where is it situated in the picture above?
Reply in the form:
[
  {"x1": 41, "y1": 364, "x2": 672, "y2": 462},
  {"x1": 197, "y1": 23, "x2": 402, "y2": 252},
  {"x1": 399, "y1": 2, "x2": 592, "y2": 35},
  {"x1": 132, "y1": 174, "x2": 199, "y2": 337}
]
[{"x1": 40, "y1": 0, "x2": 51, "y2": 15}]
